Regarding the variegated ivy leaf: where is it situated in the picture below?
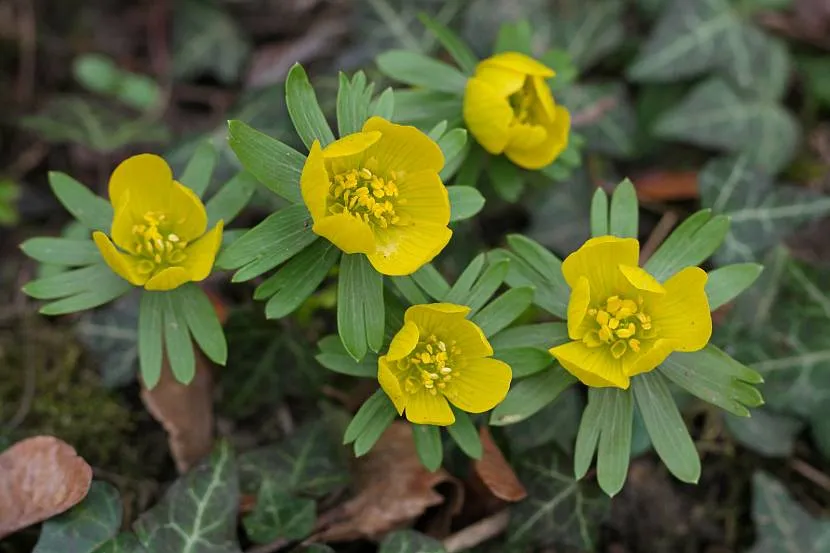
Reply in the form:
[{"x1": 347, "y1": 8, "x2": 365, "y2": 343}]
[{"x1": 559, "y1": 82, "x2": 637, "y2": 159}]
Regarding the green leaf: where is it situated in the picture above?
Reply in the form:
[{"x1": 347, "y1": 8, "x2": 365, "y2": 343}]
[
  {"x1": 316, "y1": 335, "x2": 377, "y2": 378},
  {"x1": 507, "y1": 446, "x2": 608, "y2": 551},
  {"x1": 376, "y1": 50, "x2": 468, "y2": 94},
  {"x1": 138, "y1": 292, "x2": 164, "y2": 389},
  {"x1": 336, "y1": 71, "x2": 373, "y2": 136},
  {"x1": 725, "y1": 407, "x2": 803, "y2": 457},
  {"x1": 594, "y1": 388, "x2": 633, "y2": 496},
  {"x1": 49, "y1": 171, "x2": 112, "y2": 231},
  {"x1": 443, "y1": 254, "x2": 485, "y2": 305},
  {"x1": 438, "y1": 128, "x2": 468, "y2": 173},
  {"x1": 493, "y1": 348, "x2": 555, "y2": 379},
  {"x1": 558, "y1": 83, "x2": 636, "y2": 159},
  {"x1": 609, "y1": 178, "x2": 638, "y2": 238},
  {"x1": 447, "y1": 186, "x2": 484, "y2": 222},
  {"x1": 541, "y1": 49, "x2": 579, "y2": 92},
  {"x1": 391, "y1": 275, "x2": 431, "y2": 306},
  {"x1": 180, "y1": 140, "x2": 217, "y2": 197},
  {"x1": 76, "y1": 295, "x2": 140, "y2": 388},
  {"x1": 463, "y1": 259, "x2": 509, "y2": 314},
  {"x1": 632, "y1": 371, "x2": 701, "y2": 483},
  {"x1": 659, "y1": 345, "x2": 764, "y2": 417},
  {"x1": 74, "y1": 53, "x2": 161, "y2": 112},
  {"x1": 548, "y1": 0, "x2": 624, "y2": 71},
  {"x1": 447, "y1": 407, "x2": 482, "y2": 459},
  {"x1": 135, "y1": 441, "x2": 241, "y2": 553},
  {"x1": 243, "y1": 480, "x2": 315, "y2": 543},
  {"x1": 205, "y1": 171, "x2": 257, "y2": 227},
  {"x1": 345, "y1": 390, "x2": 397, "y2": 456},
  {"x1": 698, "y1": 156, "x2": 830, "y2": 264},
  {"x1": 162, "y1": 291, "x2": 196, "y2": 384},
  {"x1": 503, "y1": 387, "x2": 583, "y2": 456},
  {"x1": 227, "y1": 120, "x2": 305, "y2": 203},
  {"x1": 494, "y1": 20, "x2": 533, "y2": 55},
  {"x1": 490, "y1": 367, "x2": 577, "y2": 425},
  {"x1": 644, "y1": 209, "x2": 729, "y2": 281},
  {"x1": 418, "y1": 13, "x2": 478, "y2": 74},
  {"x1": 488, "y1": 155, "x2": 524, "y2": 202},
  {"x1": 178, "y1": 284, "x2": 227, "y2": 365},
  {"x1": 427, "y1": 120, "x2": 448, "y2": 142},
  {"x1": 590, "y1": 188, "x2": 609, "y2": 237},
  {"x1": 380, "y1": 530, "x2": 447, "y2": 553},
  {"x1": 20, "y1": 237, "x2": 100, "y2": 266},
  {"x1": 719, "y1": 22, "x2": 791, "y2": 101},
  {"x1": 257, "y1": 240, "x2": 339, "y2": 319},
  {"x1": 24, "y1": 263, "x2": 116, "y2": 300},
  {"x1": 413, "y1": 424, "x2": 443, "y2": 472},
  {"x1": 490, "y1": 322, "x2": 569, "y2": 350},
  {"x1": 38, "y1": 276, "x2": 131, "y2": 315},
  {"x1": 454, "y1": 143, "x2": 485, "y2": 188},
  {"x1": 411, "y1": 263, "x2": 451, "y2": 301},
  {"x1": 706, "y1": 263, "x2": 764, "y2": 310},
  {"x1": 285, "y1": 63, "x2": 336, "y2": 149},
  {"x1": 392, "y1": 90, "x2": 463, "y2": 127},
  {"x1": 471, "y1": 287, "x2": 533, "y2": 337},
  {"x1": 370, "y1": 87, "x2": 395, "y2": 119},
  {"x1": 748, "y1": 472, "x2": 830, "y2": 553},
  {"x1": 338, "y1": 254, "x2": 384, "y2": 360},
  {"x1": 574, "y1": 387, "x2": 603, "y2": 479},
  {"x1": 655, "y1": 79, "x2": 800, "y2": 174},
  {"x1": 216, "y1": 205, "x2": 316, "y2": 280}
]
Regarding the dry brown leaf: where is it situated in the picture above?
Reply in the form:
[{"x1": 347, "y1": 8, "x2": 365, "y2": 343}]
[
  {"x1": 634, "y1": 171, "x2": 699, "y2": 202},
  {"x1": 314, "y1": 422, "x2": 463, "y2": 542},
  {"x1": 140, "y1": 355, "x2": 214, "y2": 473},
  {"x1": 0, "y1": 436, "x2": 92, "y2": 538},
  {"x1": 474, "y1": 426, "x2": 527, "y2": 502}
]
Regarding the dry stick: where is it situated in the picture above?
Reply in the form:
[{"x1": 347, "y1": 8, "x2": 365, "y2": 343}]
[
  {"x1": 442, "y1": 510, "x2": 510, "y2": 553},
  {"x1": 244, "y1": 538, "x2": 290, "y2": 553},
  {"x1": 571, "y1": 95, "x2": 618, "y2": 127},
  {"x1": 638, "y1": 210, "x2": 680, "y2": 265},
  {"x1": 790, "y1": 458, "x2": 830, "y2": 493}
]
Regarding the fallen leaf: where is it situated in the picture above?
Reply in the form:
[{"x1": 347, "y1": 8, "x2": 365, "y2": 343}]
[
  {"x1": 314, "y1": 422, "x2": 463, "y2": 542},
  {"x1": 634, "y1": 171, "x2": 699, "y2": 202},
  {"x1": 473, "y1": 427, "x2": 527, "y2": 502},
  {"x1": 0, "y1": 436, "x2": 92, "y2": 538},
  {"x1": 140, "y1": 355, "x2": 214, "y2": 473}
]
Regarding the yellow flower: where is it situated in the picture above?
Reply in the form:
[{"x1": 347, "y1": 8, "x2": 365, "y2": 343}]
[
  {"x1": 300, "y1": 116, "x2": 452, "y2": 276},
  {"x1": 463, "y1": 51, "x2": 571, "y2": 170},
  {"x1": 550, "y1": 236, "x2": 712, "y2": 389},
  {"x1": 378, "y1": 303, "x2": 512, "y2": 426},
  {"x1": 92, "y1": 154, "x2": 224, "y2": 292}
]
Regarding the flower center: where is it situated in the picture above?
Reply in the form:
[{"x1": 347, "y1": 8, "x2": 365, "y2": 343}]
[
  {"x1": 582, "y1": 295, "x2": 656, "y2": 359},
  {"x1": 131, "y1": 212, "x2": 188, "y2": 275},
  {"x1": 508, "y1": 78, "x2": 536, "y2": 124},
  {"x1": 396, "y1": 334, "x2": 462, "y2": 396},
  {"x1": 327, "y1": 167, "x2": 405, "y2": 229}
]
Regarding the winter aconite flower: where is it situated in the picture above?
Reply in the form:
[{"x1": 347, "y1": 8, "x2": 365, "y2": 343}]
[
  {"x1": 550, "y1": 236, "x2": 712, "y2": 389},
  {"x1": 301, "y1": 116, "x2": 452, "y2": 276},
  {"x1": 378, "y1": 303, "x2": 512, "y2": 425},
  {"x1": 92, "y1": 154, "x2": 223, "y2": 291},
  {"x1": 463, "y1": 51, "x2": 570, "y2": 170}
]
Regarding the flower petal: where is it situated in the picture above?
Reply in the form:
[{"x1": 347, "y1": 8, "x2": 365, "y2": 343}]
[
  {"x1": 362, "y1": 117, "x2": 444, "y2": 174},
  {"x1": 378, "y1": 356, "x2": 407, "y2": 415},
  {"x1": 395, "y1": 170, "x2": 450, "y2": 226},
  {"x1": 473, "y1": 65, "x2": 525, "y2": 96},
  {"x1": 619, "y1": 264, "x2": 666, "y2": 295},
  {"x1": 506, "y1": 122, "x2": 548, "y2": 151},
  {"x1": 550, "y1": 341, "x2": 629, "y2": 389},
  {"x1": 406, "y1": 303, "x2": 471, "y2": 320},
  {"x1": 169, "y1": 182, "x2": 209, "y2": 241},
  {"x1": 463, "y1": 77, "x2": 514, "y2": 155},
  {"x1": 530, "y1": 75, "x2": 556, "y2": 121},
  {"x1": 387, "y1": 320, "x2": 420, "y2": 361},
  {"x1": 93, "y1": 231, "x2": 147, "y2": 286},
  {"x1": 109, "y1": 154, "x2": 173, "y2": 208},
  {"x1": 405, "y1": 390, "x2": 455, "y2": 426},
  {"x1": 110, "y1": 193, "x2": 138, "y2": 252},
  {"x1": 404, "y1": 304, "x2": 493, "y2": 358},
  {"x1": 446, "y1": 357, "x2": 511, "y2": 413},
  {"x1": 313, "y1": 213, "x2": 375, "y2": 255},
  {"x1": 323, "y1": 130, "x2": 382, "y2": 159},
  {"x1": 650, "y1": 266, "x2": 711, "y2": 352},
  {"x1": 561, "y1": 235, "x2": 639, "y2": 299},
  {"x1": 180, "y1": 221, "x2": 224, "y2": 281},
  {"x1": 301, "y1": 140, "x2": 330, "y2": 221},
  {"x1": 626, "y1": 338, "x2": 677, "y2": 377},
  {"x1": 567, "y1": 276, "x2": 591, "y2": 339},
  {"x1": 368, "y1": 222, "x2": 451, "y2": 276},
  {"x1": 145, "y1": 266, "x2": 190, "y2": 291},
  {"x1": 504, "y1": 105, "x2": 570, "y2": 170},
  {"x1": 480, "y1": 52, "x2": 555, "y2": 77}
]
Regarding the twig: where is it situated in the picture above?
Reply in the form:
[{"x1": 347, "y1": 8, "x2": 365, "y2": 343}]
[
  {"x1": 572, "y1": 96, "x2": 618, "y2": 127},
  {"x1": 244, "y1": 538, "x2": 290, "y2": 553},
  {"x1": 442, "y1": 510, "x2": 510, "y2": 553},
  {"x1": 790, "y1": 458, "x2": 830, "y2": 493},
  {"x1": 639, "y1": 210, "x2": 680, "y2": 265}
]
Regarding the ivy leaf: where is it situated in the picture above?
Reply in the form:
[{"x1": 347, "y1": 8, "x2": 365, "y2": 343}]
[
  {"x1": 379, "y1": 530, "x2": 447, "y2": 553},
  {"x1": 76, "y1": 293, "x2": 139, "y2": 388},
  {"x1": 507, "y1": 446, "x2": 609, "y2": 551},
  {"x1": 528, "y1": 169, "x2": 593, "y2": 256},
  {"x1": 548, "y1": 0, "x2": 624, "y2": 71},
  {"x1": 559, "y1": 82, "x2": 636, "y2": 159},
  {"x1": 718, "y1": 22, "x2": 791, "y2": 101},
  {"x1": 243, "y1": 479, "x2": 316, "y2": 543},
  {"x1": 725, "y1": 408, "x2": 804, "y2": 457},
  {"x1": 134, "y1": 441, "x2": 241, "y2": 553}
]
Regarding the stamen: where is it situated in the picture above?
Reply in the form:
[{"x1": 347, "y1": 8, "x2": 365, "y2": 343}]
[{"x1": 610, "y1": 340, "x2": 628, "y2": 359}]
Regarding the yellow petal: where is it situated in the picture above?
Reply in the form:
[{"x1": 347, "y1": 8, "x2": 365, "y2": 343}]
[
  {"x1": 504, "y1": 105, "x2": 570, "y2": 170},
  {"x1": 378, "y1": 356, "x2": 407, "y2": 415},
  {"x1": 323, "y1": 130, "x2": 382, "y2": 159},
  {"x1": 108, "y1": 154, "x2": 172, "y2": 208},
  {"x1": 505, "y1": 122, "x2": 547, "y2": 151},
  {"x1": 145, "y1": 266, "x2": 190, "y2": 291},
  {"x1": 181, "y1": 221, "x2": 224, "y2": 281},
  {"x1": 368, "y1": 223, "x2": 452, "y2": 276},
  {"x1": 93, "y1": 231, "x2": 147, "y2": 286},
  {"x1": 362, "y1": 117, "x2": 444, "y2": 174},
  {"x1": 479, "y1": 51, "x2": 555, "y2": 77},
  {"x1": 446, "y1": 357, "x2": 512, "y2": 413},
  {"x1": 395, "y1": 170, "x2": 450, "y2": 226},
  {"x1": 530, "y1": 75, "x2": 556, "y2": 121},
  {"x1": 626, "y1": 338, "x2": 677, "y2": 377},
  {"x1": 313, "y1": 213, "x2": 375, "y2": 255},
  {"x1": 406, "y1": 303, "x2": 471, "y2": 320},
  {"x1": 405, "y1": 390, "x2": 455, "y2": 426},
  {"x1": 110, "y1": 192, "x2": 138, "y2": 252},
  {"x1": 169, "y1": 182, "x2": 209, "y2": 242},
  {"x1": 473, "y1": 65, "x2": 526, "y2": 96},
  {"x1": 463, "y1": 77, "x2": 514, "y2": 155},
  {"x1": 567, "y1": 276, "x2": 591, "y2": 339},
  {"x1": 650, "y1": 267, "x2": 711, "y2": 352},
  {"x1": 619, "y1": 264, "x2": 666, "y2": 295},
  {"x1": 550, "y1": 341, "x2": 629, "y2": 389},
  {"x1": 387, "y1": 320, "x2": 420, "y2": 361},
  {"x1": 301, "y1": 140, "x2": 330, "y2": 221},
  {"x1": 561, "y1": 235, "x2": 639, "y2": 300}
]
